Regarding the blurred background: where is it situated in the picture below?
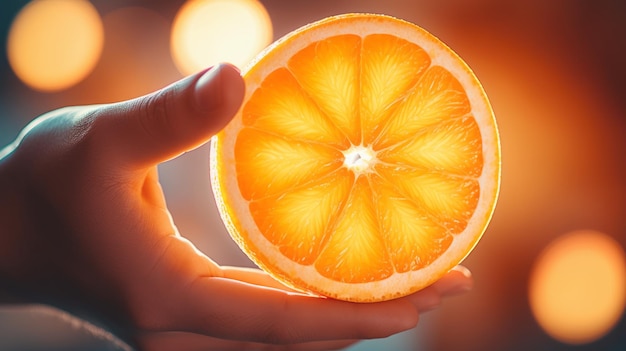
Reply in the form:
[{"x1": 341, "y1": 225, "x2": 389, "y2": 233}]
[{"x1": 1, "y1": 0, "x2": 625, "y2": 350}]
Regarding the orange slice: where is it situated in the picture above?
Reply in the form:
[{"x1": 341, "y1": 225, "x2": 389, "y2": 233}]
[{"x1": 210, "y1": 13, "x2": 500, "y2": 302}]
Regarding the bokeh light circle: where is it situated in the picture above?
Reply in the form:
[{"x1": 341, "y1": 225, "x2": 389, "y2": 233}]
[
  {"x1": 529, "y1": 230, "x2": 626, "y2": 344},
  {"x1": 7, "y1": 0, "x2": 104, "y2": 92},
  {"x1": 170, "y1": 0, "x2": 273, "y2": 75}
]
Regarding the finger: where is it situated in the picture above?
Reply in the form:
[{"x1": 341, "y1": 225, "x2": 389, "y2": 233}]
[
  {"x1": 220, "y1": 266, "x2": 302, "y2": 293},
  {"x1": 430, "y1": 265, "x2": 473, "y2": 297},
  {"x1": 136, "y1": 331, "x2": 357, "y2": 351},
  {"x1": 219, "y1": 265, "x2": 461, "y2": 313},
  {"x1": 166, "y1": 277, "x2": 419, "y2": 345},
  {"x1": 92, "y1": 63, "x2": 244, "y2": 169},
  {"x1": 409, "y1": 286, "x2": 442, "y2": 312},
  {"x1": 402, "y1": 266, "x2": 473, "y2": 313}
]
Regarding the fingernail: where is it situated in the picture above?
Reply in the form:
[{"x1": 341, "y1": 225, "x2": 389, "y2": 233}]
[
  {"x1": 436, "y1": 266, "x2": 474, "y2": 297},
  {"x1": 194, "y1": 64, "x2": 226, "y2": 112},
  {"x1": 453, "y1": 265, "x2": 472, "y2": 279}
]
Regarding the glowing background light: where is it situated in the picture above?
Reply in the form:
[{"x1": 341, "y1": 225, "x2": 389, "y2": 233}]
[
  {"x1": 87, "y1": 6, "x2": 180, "y2": 103},
  {"x1": 7, "y1": 0, "x2": 104, "y2": 92},
  {"x1": 529, "y1": 230, "x2": 626, "y2": 345},
  {"x1": 170, "y1": 0, "x2": 273, "y2": 75}
]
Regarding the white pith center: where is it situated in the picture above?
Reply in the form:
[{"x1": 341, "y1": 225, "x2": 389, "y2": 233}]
[{"x1": 342, "y1": 144, "x2": 377, "y2": 175}]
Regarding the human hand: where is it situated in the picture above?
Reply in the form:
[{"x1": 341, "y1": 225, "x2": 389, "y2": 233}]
[{"x1": 0, "y1": 63, "x2": 473, "y2": 350}]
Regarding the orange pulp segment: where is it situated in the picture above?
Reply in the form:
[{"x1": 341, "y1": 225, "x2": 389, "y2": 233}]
[{"x1": 211, "y1": 13, "x2": 500, "y2": 302}]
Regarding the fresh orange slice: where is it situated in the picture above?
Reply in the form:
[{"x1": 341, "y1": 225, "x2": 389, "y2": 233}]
[{"x1": 210, "y1": 13, "x2": 500, "y2": 302}]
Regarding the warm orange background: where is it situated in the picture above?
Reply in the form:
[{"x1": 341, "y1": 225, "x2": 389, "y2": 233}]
[{"x1": 0, "y1": 1, "x2": 624, "y2": 350}]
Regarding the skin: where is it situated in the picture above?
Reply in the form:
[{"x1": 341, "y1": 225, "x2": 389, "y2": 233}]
[{"x1": 0, "y1": 63, "x2": 473, "y2": 350}]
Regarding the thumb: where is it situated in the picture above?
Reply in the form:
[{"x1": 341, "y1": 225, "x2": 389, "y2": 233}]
[{"x1": 95, "y1": 63, "x2": 245, "y2": 168}]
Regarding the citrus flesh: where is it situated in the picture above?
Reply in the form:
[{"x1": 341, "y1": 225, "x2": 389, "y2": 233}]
[{"x1": 211, "y1": 13, "x2": 500, "y2": 302}]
